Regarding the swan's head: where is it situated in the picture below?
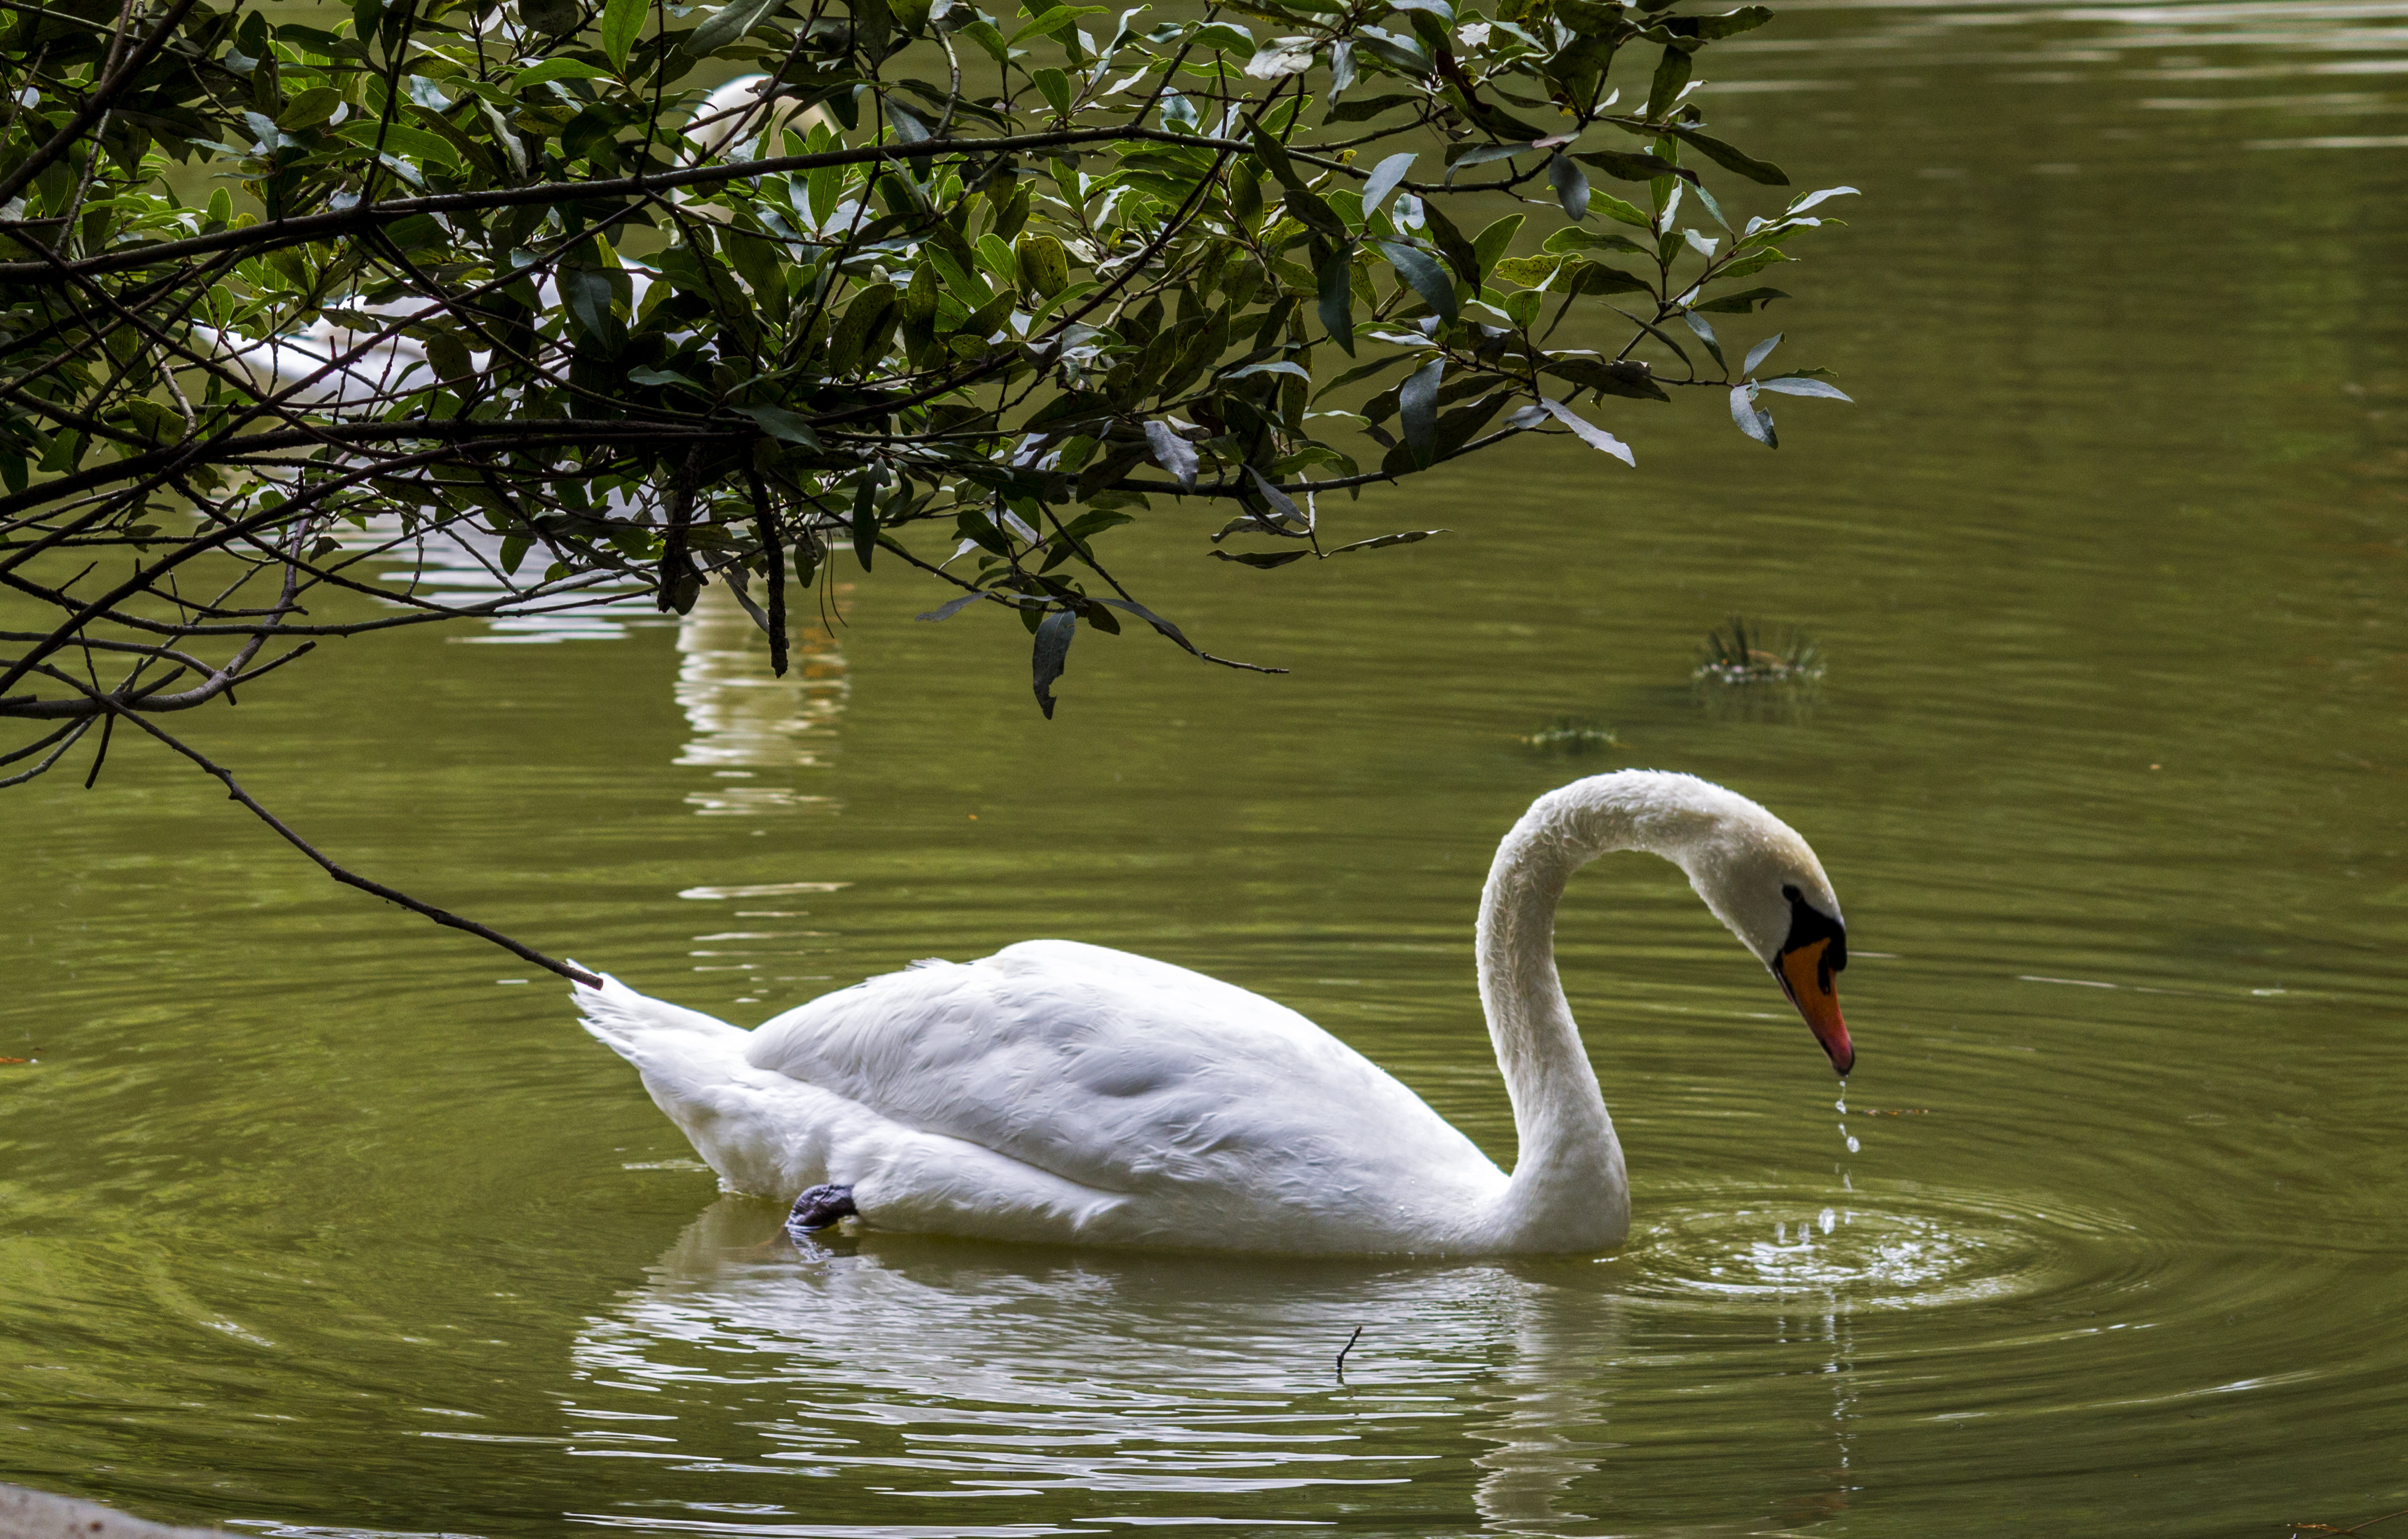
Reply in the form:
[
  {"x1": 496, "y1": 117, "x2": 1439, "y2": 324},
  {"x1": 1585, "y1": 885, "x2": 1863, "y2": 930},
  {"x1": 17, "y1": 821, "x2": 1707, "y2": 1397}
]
[
  {"x1": 1504, "y1": 770, "x2": 1856, "y2": 1076},
  {"x1": 1671, "y1": 790, "x2": 1853, "y2": 1077}
]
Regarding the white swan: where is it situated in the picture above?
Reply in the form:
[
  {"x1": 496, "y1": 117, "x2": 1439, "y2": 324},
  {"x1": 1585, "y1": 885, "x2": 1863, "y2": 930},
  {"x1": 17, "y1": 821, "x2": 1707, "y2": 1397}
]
[{"x1": 576, "y1": 770, "x2": 1853, "y2": 1255}]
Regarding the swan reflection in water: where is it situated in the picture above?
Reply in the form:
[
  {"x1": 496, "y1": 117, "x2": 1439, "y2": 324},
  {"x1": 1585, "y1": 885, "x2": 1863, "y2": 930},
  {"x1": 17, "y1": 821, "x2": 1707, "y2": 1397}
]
[
  {"x1": 563, "y1": 1197, "x2": 1638, "y2": 1534},
  {"x1": 673, "y1": 582, "x2": 848, "y2": 815},
  {"x1": 323, "y1": 519, "x2": 848, "y2": 806}
]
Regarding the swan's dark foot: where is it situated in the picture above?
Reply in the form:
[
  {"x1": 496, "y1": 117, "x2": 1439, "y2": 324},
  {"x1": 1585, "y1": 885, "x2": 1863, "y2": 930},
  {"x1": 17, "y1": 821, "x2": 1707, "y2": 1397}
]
[{"x1": 786, "y1": 1183, "x2": 858, "y2": 1234}]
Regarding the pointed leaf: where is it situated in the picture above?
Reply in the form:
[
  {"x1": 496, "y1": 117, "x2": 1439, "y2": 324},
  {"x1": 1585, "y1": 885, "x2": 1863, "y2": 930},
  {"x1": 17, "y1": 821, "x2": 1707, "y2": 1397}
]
[
  {"x1": 1144, "y1": 419, "x2": 1198, "y2": 488},
  {"x1": 1362, "y1": 151, "x2": 1417, "y2": 215},
  {"x1": 918, "y1": 592, "x2": 986, "y2": 622},
  {"x1": 1679, "y1": 309, "x2": 1725, "y2": 368},
  {"x1": 732, "y1": 403, "x2": 822, "y2": 448},
  {"x1": 1374, "y1": 238, "x2": 1457, "y2": 324},
  {"x1": 1670, "y1": 127, "x2": 1788, "y2": 186},
  {"x1": 1549, "y1": 152, "x2": 1590, "y2": 221},
  {"x1": 1032, "y1": 608, "x2": 1077, "y2": 718},
  {"x1": 1092, "y1": 597, "x2": 1196, "y2": 653},
  {"x1": 1571, "y1": 149, "x2": 1688, "y2": 184},
  {"x1": 1401, "y1": 356, "x2": 1444, "y2": 466},
  {"x1": 1539, "y1": 398, "x2": 1634, "y2": 465},
  {"x1": 1248, "y1": 466, "x2": 1307, "y2": 527},
  {"x1": 851, "y1": 476, "x2": 880, "y2": 569},
  {"x1": 1326, "y1": 528, "x2": 1441, "y2": 555},
  {"x1": 1756, "y1": 376, "x2": 1852, "y2": 401},
  {"x1": 1008, "y1": 4, "x2": 1110, "y2": 45},
  {"x1": 1788, "y1": 185, "x2": 1860, "y2": 215},
  {"x1": 1729, "y1": 384, "x2": 1777, "y2": 446},
  {"x1": 1645, "y1": 44, "x2": 1692, "y2": 119},
  {"x1": 686, "y1": 0, "x2": 787, "y2": 55},
  {"x1": 1743, "y1": 331, "x2": 1782, "y2": 376},
  {"x1": 1444, "y1": 141, "x2": 1529, "y2": 181},
  {"x1": 1317, "y1": 244, "x2": 1356, "y2": 355},
  {"x1": 601, "y1": 0, "x2": 647, "y2": 70}
]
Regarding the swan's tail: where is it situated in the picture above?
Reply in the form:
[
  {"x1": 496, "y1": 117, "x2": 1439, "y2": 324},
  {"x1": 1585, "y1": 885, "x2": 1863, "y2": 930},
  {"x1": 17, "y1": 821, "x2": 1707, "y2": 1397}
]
[{"x1": 573, "y1": 969, "x2": 750, "y2": 1101}]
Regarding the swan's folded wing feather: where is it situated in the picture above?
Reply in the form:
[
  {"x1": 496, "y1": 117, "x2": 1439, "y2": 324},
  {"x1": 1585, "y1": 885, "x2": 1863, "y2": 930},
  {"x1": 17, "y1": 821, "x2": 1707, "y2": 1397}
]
[{"x1": 743, "y1": 940, "x2": 1497, "y2": 1204}]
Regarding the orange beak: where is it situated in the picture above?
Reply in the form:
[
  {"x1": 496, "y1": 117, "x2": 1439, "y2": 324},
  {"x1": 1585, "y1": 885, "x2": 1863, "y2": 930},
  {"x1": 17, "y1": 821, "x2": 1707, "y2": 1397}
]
[{"x1": 1775, "y1": 937, "x2": 1853, "y2": 1077}]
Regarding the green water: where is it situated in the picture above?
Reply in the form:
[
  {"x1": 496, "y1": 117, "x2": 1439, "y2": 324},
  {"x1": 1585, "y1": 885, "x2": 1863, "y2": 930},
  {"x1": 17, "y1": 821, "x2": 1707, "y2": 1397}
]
[{"x1": 6, "y1": 2, "x2": 2408, "y2": 1534}]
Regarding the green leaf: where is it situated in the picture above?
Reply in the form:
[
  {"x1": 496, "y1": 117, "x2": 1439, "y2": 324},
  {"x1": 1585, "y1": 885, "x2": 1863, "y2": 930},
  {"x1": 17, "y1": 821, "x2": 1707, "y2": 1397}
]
[
  {"x1": 1444, "y1": 141, "x2": 1529, "y2": 180},
  {"x1": 852, "y1": 476, "x2": 882, "y2": 569},
  {"x1": 601, "y1": 0, "x2": 648, "y2": 72},
  {"x1": 1326, "y1": 528, "x2": 1440, "y2": 555},
  {"x1": 919, "y1": 592, "x2": 987, "y2": 622},
  {"x1": 1679, "y1": 309, "x2": 1725, "y2": 368},
  {"x1": 857, "y1": 0, "x2": 894, "y2": 62},
  {"x1": 276, "y1": 88, "x2": 345, "y2": 131},
  {"x1": 958, "y1": 17, "x2": 1011, "y2": 59},
  {"x1": 1247, "y1": 466, "x2": 1306, "y2": 526},
  {"x1": 512, "y1": 59, "x2": 616, "y2": 87},
  {"x1": 1549, "y1": 152, "x2": 1590, "y2": 221},
  {"x1": 1032, "y1": 608, "x2": 1076, "y2": 717},
  {"x1": 1375, "y1": 238, "x2": 1457, "y2": 323},
  {"x1": 1489, "y1": 252, "x2": 1561, "y2": 287},
  {"x1": 1729, "y1": 384, "x2": 1776, "y2": 446},
  {"x1": 1323, "y1": 91, "x2": 1422, "y2": 123},
  {"x1": 1016, "y1": 233, "x2": 1072, "y2": 296},
  {"x1": 1568, "y1": 260, "x2": 1653, "y2": 297},
  {"x1": 1311, "y1": 350, "x2": 1416, "y2": 402},
  {"x1": 1543, "y1": 354, "x2": 1670, "y2": 402},
  {"x1": 1693, "y1": 5, "x2": 1773, "y2": 41},
  {"x1": 687, "y1": 0, "x2": 788, "y2": 55},
  {"x1": 1317, "y1": 244, "x2": 1356, "y2": 355},
  {"x1": 1283, "y1": 184, "x2": 1349, "y2": 240},
  {"x1": 1756, "y1": 375, "x2": 1852, "y2": 401},
  {"x1": 1572, "y1": 149, "x2": 1684, "y2": 184},
  {"x1": 1400, "y1": 355, "x2": 1443, "y2": 465},
  {"x1": 1711, "y1": 247, "x2": 1789, "y2": 283},
  {"x1": 1542, "y1": 226, "x2": 1650, "y2": 256},
  {"x1": 1537, "y1": 397, "x2": 1634, "y2": 463},
  {"x1": 1644, "y1": 44, "x2": 1691, "y2": 118},
  {"x1": 1032, "y1": 65, "x2": 1074, "y2": 116},
  {"x1": 1011, "y1": 5, "x2": 1110, "y2": 45},
  {"x1": 1471, "y1": 214, "x2": 1524, "y2": 284},
  {"x1": 733, "y1": 403, "x2": 822, "y2": 448},
  {"x1": 1187, "y1": 20, "x2": 1258, "y2": 51},
  {"x1": 1691, "y1": 285, "x2": 1788, "y2": 313},
  {"x1": 1671, "y1": 127, "x2": 1788, "y2": 186},
  {"x1": 1362, "y1": 151, "x2": 1415, "y2": 215},
  {"x1": 1211, "y1": 549, "x2": 1313, "y2": 568},
  {"x1": 1422, "y1": 202, "x2": 1481, "y2": 286},
  {"x1": 1250, "y1": 123, "x2": 1302, "y2": 190}
]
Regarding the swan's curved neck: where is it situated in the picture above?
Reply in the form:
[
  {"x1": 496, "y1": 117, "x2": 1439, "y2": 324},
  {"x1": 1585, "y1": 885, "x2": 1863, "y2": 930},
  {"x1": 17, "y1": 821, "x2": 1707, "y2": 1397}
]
[{"x1": 1475, "y1": 792, "x2": 1655, "y2": 1249}]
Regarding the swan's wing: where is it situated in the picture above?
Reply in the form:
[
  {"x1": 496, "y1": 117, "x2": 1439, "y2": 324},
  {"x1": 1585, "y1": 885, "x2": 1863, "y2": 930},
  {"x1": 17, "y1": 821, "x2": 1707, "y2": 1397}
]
[{"x1": 744, "y1": 940, "x2": 1499, "y2": 1204}]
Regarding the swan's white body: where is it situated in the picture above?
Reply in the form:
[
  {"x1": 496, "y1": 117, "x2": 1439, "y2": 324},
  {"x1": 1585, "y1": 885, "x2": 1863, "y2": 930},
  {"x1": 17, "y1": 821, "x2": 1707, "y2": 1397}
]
[{"x1": 579, "y1": 770, "x2": 1850, "y2": 1255}]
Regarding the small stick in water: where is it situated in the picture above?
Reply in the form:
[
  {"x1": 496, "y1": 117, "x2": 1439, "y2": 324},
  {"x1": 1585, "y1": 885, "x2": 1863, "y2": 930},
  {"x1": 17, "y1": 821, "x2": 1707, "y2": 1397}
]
[{"x1": 1335, "y1": 1324, "x2": 1364, "y2": 1380}]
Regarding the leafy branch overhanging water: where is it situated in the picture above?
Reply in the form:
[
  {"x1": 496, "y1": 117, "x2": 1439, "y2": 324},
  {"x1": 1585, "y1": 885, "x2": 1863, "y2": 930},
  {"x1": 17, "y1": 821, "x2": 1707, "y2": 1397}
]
[{"x1": 0, "y1": 0, "x2": 1857, "y2": 977}]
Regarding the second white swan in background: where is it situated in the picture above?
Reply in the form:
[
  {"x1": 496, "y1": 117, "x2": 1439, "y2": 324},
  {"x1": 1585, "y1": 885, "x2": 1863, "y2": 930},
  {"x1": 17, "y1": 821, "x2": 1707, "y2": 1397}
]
[{"x1": 577, "y1": 769, "x2": 1854, "y2": 1256}]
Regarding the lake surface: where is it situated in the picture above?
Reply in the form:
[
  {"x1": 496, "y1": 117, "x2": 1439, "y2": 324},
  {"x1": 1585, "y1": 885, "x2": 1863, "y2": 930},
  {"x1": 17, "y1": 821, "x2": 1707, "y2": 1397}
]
[{"x1": 5, "y1": 1, "x2": 2407, "y2": 1534}]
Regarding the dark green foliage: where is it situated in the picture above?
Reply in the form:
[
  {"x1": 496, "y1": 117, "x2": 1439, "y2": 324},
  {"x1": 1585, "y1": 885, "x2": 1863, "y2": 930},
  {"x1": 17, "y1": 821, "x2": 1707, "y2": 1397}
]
[{"x1": 0, "y1": 0, "x2": 1859, "y2": 747}]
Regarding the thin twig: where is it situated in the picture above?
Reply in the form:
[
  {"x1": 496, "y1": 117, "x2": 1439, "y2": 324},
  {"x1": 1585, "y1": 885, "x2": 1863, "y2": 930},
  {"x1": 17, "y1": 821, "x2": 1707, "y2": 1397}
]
[
  {"x1": 100, "y1": 705, "x2": 601, "y2": 987},
  {"x1": 1335, "y1": 1324, "x2": 1363, "y2": 1380}
]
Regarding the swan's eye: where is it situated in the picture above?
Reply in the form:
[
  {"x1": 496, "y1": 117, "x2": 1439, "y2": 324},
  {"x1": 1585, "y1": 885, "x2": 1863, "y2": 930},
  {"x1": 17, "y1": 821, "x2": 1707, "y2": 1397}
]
[{"x1": 1777, "y1": 883, "x2": 1847, "y2": 978}]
